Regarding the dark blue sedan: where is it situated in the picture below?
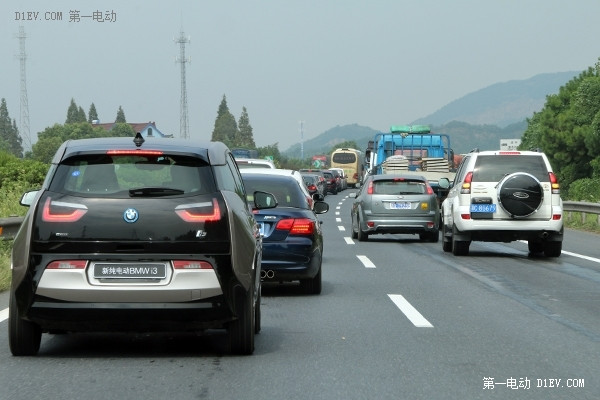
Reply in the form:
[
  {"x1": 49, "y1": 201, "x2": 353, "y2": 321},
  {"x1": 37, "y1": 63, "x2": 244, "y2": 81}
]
[{"x1": 241, "y1": 171, "x2": 329, "y2": 294}]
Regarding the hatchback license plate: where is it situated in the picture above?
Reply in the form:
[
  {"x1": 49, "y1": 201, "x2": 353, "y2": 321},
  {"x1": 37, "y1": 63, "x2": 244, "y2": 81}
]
[
  {"x1": 390, "y1": 202, "x2": 411, "y2": 210},
  {"x1": 93, "y1": 263, "x2": 167, "y2": 279},
  {"x1": 470, "y1": 204, "x2": 497, "y2": 213}
]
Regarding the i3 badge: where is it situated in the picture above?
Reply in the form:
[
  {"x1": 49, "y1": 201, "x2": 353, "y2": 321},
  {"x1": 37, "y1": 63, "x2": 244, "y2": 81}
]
[{"x1": 123, "y1": 208, "x2": 139, "y2": 223}]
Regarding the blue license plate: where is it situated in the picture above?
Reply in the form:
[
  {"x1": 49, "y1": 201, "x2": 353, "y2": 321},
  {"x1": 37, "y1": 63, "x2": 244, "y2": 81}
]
[{"x1": 470, "y1": 204, "x2": 496, "y2": 213}]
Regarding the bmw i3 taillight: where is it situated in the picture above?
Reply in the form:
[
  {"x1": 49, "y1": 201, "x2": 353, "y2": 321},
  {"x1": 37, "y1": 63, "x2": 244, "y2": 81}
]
[
  {"x1": 175, "y1": 198, "x2": 221, "y2": 222},
  {"x1": 46, "y1": 260, "x2": 87, "y2": 269},
  {"x1": 42, "y1": 198, "x2": 88, "y2": 222}
]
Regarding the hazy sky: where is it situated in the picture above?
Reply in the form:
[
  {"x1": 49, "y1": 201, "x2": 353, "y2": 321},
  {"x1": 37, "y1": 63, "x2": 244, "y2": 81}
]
[{"x1": 2, "y1": 1, "x2": 599, "y2": 152}]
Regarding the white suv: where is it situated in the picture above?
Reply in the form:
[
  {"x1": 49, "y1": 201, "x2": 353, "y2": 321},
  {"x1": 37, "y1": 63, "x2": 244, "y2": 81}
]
[{"x1": 441, "y1": 150, "x2": 563, "y2": 257}]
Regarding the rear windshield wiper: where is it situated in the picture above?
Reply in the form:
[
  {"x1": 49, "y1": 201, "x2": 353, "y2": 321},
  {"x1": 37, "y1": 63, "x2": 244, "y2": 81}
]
[{"x1": 129, "y1": 187, "x2": 185, "y2": 197}]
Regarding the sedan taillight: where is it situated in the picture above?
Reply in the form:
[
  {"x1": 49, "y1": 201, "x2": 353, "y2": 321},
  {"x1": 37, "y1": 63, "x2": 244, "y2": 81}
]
[{"x1": 276, "y1": 218, "x2": 315, "y2": 234}]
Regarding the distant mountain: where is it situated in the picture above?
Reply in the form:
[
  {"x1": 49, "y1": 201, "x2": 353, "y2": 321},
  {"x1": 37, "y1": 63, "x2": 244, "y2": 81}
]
[
  {"x1": 282, "y1": 71, "x2": 580, "y2": 158},
  {"x1": 413, "y1": 71, "x2": 580, "y2": 127}
]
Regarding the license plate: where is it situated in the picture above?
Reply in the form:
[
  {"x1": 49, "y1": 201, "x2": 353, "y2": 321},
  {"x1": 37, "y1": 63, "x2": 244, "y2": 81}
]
[
  {"x1": 390, "y1": 202, "x2": 411, "y2": 210},
  {"x1": 470, "y1": 204, "x2": 497, "y2": 213},
  {"x1": 258, "y1": 222, "x2": 265, "y2": 236},
  {"x1": 93, "y1": 263, "x2": 167, "y2": 279}
]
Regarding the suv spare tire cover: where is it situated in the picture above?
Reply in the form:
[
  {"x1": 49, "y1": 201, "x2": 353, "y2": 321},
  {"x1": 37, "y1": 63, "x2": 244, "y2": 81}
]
[{"x1": 497, "y1": 172, "x2": 544, "y2": 217}]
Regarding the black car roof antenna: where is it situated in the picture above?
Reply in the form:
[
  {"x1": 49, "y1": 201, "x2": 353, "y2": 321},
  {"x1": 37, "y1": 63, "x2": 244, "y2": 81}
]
[{"x1": 133, "y1": 132, "x2": 145, "y2": 147}]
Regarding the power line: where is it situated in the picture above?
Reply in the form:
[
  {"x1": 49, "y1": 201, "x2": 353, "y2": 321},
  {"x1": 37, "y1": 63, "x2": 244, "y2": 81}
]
[{"x1": 174, "y1": 31, "x2": 190, "y2": 140}]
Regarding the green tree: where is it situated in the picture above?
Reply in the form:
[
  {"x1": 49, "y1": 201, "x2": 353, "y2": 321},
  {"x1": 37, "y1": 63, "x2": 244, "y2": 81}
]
[
  {"x1": 237, "y1": 106, "x2": 256, "y2": 148},
  {"x1": 520, "y1": 62, "x2": 600, "y2": 196},
  {"x1": 0, "y1": 98, "x2": 23, "y2": 158},
  {"x1": 211, "y1": 95, "x2": 237, "y2": 146},
  {"x1": 328, "y1": 140, "x2": 359, "y2": 154},
  {"x1": 88, "y1": 103, "x2": 99, "y2": 123},
  {"x1": 115, "y1": 106, "x2": 126, "y2": 123},
  {"x1": 31, "y1": 122, "x2": 132, "y2": 163},
  {"x1": 65, "y1": 98, "x2": 86, "y2": 123}
]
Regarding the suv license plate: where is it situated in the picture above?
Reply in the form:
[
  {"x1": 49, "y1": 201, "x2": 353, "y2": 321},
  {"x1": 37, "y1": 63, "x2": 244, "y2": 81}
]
[
  {"x1": 93, "y1": 263, "x2": 167, "y2": 279},
  {"x1": 470, "y1": 204, "x2": 497, "y2": 213}
]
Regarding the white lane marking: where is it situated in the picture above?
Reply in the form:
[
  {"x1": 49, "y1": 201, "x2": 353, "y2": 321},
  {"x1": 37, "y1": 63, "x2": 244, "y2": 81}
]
[
  {"x1": 517, "y1": 240, "x2": 600, "y2": 263},
  {"x1": 561, "y1": 250, "x2": 600, "y2": 263},
  {"x1": 388, "y1": 294, "x2": 434, "y2": 328},
  {"x1": 336, "y1": 206, "x2": 341, "y2": 210},
  {"x1": 344, "y1": 237, "x2": 355, "y2": 245},
  {"x1": 335, "y1": 211, "x2": 340, "y2": 215},
  {"x1": 338, "y1": 226, "x2": 346, "y2": 231},
  {"x1": 336, "y1": 218, "x2": 342, "y2": 222},
  {"x1": 0, "y1": 308, "x2": 8, "y2": 323},
  {"x1": 357, "y1": 255, "x2": 376, "y2": 268},
  {"x1": 338, "y1": 202, "x2": 343, "y2": 205}
]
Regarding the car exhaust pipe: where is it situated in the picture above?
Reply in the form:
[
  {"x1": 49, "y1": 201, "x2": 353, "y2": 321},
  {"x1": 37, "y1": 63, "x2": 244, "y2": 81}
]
[
  {"x1": 260, "y1": 270, "x2": 275, "y2": 279},
  {"x1": 540, "y1": 231, "x2": 549, "y2": 239}
]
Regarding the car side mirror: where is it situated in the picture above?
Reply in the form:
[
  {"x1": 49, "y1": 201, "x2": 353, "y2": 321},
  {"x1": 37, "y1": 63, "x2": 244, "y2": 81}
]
[
  {"x1": 20, "y1": 190, "x2": 40, "y2": 207},
  {"x1": 437, "y1": 178, "x2": 450, "y2": 189},
  {"x1": 253, "y1": 191, "x2": 277, "y2": 209},
  {"x1": 313, "y1": 201, "x2": 329, "y2": 214}
]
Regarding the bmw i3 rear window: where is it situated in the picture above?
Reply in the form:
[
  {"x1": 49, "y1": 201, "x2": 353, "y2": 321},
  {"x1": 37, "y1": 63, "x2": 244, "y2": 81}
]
[
  {"x1": 49, "y1": 154, "x2": 216, "y2": 197},
  {"x1": 472, "y1": 155, "x2": 549, "y2": 182}
]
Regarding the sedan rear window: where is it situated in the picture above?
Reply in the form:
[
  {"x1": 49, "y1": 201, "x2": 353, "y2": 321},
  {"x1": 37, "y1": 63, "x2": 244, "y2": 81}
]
[
  {"x1": 50, "y1": 154, "x2": 216, "y2": 197},
  {"x1": 243, "y1": 176, "x2": 308, "y2": 209}
]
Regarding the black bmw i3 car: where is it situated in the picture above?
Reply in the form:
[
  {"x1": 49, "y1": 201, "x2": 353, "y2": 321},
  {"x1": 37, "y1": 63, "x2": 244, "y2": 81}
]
[{"x1": 9, "y1": 134, "x2": 275, "y2": 356}]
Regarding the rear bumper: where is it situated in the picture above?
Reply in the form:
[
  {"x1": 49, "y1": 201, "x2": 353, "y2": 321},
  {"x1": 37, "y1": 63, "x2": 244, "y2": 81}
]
[
  {"x1": 260, "y1": 241, "x2": 321, "y2": 280},
  {"x1": 362, "y1": 214, "x2": 439, "y2": 234},
  {"x1": 26, "y1": 295, "x2": 233, "y2": 332}
]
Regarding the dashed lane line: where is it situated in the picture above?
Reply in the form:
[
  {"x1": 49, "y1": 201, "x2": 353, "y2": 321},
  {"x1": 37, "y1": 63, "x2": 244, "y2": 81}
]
[
  {"x1": 357, "y1": 255, "x2": 377, "y2": 268},
  {"x1": 388, "y1": 294, "x2": 434, "y2": 328},
  {"x1": 344, "y1": 237, "x2": 355, "y2": 245},
  {"x1": 0, "y1": 308, "x2": 8, "y2": 323}
]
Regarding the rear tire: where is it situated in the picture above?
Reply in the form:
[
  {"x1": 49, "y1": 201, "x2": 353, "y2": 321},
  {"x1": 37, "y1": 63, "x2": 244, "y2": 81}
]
[
  {"x1": 442, "y1": 223, "x2": 452, "y2": 252},
  {"x1": 9, "y1": 291, "x2": 41, "y2": 356},
  {"x1": 351, "y1": 214, "x2": 358, "y2": 239},
  {"x1": 543, "y1": 241, "x2": 562, "y2": 257},
  {"x1": 228, "y1": 286, "x2": 255, "y2": 355},
  {"x1": 300, "y1": 265, "x2": 322, "y2": 295},
  {"x1": 451, "y1": 224, "x2": 470, "y2": 256},
  {"x1": 357, "y1": 218, "x2": 368, "y2": 242},
  {"x1": 528, "y1": 240, "x2": 544, "y2": 255},
  {"x1": 254, "y1": 285, "x2": 261, "y2": 334}
]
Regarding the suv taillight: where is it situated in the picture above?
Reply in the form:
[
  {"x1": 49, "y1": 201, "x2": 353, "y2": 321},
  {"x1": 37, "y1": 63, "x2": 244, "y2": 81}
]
[
  {"x1": 549, "y1": 172, "x2": 560, "y2": 194},
  {"x1": 461, "y1": 172, "x2": 473, "y2": 194}
]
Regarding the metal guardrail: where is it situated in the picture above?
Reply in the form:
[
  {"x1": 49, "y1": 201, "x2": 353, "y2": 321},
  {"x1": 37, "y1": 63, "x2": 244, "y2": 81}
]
[
  {"x1": 562, "y1": 201, "x2": 600, "y2": 225},
  {"x1": 1, "y1": 201, "x2": 599, "y2": 240}
]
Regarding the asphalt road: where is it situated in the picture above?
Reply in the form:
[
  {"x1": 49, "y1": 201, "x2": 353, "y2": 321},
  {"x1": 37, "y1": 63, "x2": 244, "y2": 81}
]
[{"x1": 1, "y1": 190, "x2": 598, "y2": 399}]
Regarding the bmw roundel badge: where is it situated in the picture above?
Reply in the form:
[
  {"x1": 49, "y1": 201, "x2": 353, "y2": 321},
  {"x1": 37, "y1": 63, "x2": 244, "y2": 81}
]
[{"x1": 123, "y1": 208, "x2": 139, "y2": 223}]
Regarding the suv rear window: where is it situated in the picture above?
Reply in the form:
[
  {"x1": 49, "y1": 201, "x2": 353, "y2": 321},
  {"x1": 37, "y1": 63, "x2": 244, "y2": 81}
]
[
  {"x1": 472, "y1": 155, "x2": 549, "y2": 182},
  {"x1": 49, "y1": 154, "x2": 216, "y2": 197}
]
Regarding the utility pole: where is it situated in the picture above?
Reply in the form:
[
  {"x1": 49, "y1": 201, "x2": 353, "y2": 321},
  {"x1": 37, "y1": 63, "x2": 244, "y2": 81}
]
[
  {"x1": 299, "y1": 120, "x2": 305, "y2": 160},
  {"x1": 16, "y1": 26, "x2": 31, "y2": 152},
  {"x1": 174, "y1": 31, "x2": 190, "y2": 139}
]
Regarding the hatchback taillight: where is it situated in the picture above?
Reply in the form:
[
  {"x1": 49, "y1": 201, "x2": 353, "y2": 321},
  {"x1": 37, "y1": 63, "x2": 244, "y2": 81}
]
[
  {"x1": 367, "y1": 181, "x2": 374, "y2": 194},
  {"x1": 46, "y1": 260, "x2": 87, "y2": 269},
  {"x1": 276, "y1": 218, "x2": 315, "y2": 234},
  {"x1": 175, "y1": 198, "x2": 221, "y2": 222},
  {"x1": 42, "y1": 198, "x2": 88, "y2": 222},
  {"x1": 173, "y1": 260, "x2": 213, "y2": 269}
]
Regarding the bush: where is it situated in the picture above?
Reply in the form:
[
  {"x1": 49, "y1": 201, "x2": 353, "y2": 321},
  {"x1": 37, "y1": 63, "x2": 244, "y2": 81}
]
[
  {"x1": 0, "y1": 241, "x2": 11, "y2": 291},
  {"x1": 567, "y1": 178, "x2": 600, "y2": 202}
]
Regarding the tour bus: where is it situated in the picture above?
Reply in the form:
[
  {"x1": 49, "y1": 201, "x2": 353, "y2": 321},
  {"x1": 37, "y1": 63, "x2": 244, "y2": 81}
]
[{"x1": 330, "y1": 148, "x2": 363, "y2": 188}]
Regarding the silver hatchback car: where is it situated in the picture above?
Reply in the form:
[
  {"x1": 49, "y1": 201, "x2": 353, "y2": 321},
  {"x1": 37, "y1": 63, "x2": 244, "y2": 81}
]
[{"x1": 350, "y1": 174, "x2": 440, "y2": 242}]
